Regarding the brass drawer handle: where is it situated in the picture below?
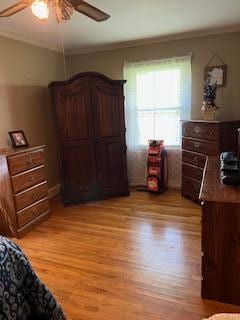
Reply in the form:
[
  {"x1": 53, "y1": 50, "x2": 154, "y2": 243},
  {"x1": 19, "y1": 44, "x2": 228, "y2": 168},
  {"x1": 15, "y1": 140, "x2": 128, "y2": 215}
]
[
  {"x1": 209, "y1": 130, "x2": 214, "y2": 136},
  {"x1": 194, "y1": 126, "x2": 202, "y2": 134},
  {"x1": 26, "y1": 158, "x2": 33, "y2": 165},
  {"x1": 194, "y1": 142, "x2": 201, "y2": 148}
]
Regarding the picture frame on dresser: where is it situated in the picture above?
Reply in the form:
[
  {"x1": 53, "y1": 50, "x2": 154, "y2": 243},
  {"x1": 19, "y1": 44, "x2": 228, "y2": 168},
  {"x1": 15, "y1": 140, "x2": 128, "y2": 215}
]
[{"x1": 9, "y1": 130, "x2": 28, "y2": 148}]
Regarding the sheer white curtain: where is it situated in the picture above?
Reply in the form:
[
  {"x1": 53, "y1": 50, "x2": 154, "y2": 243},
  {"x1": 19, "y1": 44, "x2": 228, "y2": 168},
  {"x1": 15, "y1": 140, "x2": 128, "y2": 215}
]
[{"x1": 124, "y1": 55, "x2": 192, "y2": 187}]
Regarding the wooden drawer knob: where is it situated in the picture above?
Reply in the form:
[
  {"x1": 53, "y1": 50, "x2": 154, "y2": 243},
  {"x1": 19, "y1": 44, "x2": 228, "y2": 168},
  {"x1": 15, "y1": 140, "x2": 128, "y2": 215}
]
[
  {"x1": 193, "y1": 157, "x2": 199, "y2": 166},
  {"x1": 27, "y1": 175, "x2": 33, "y2": 182},
  {"x1": 31, "y1": 193, "x2": 38, "y2": 201},
  {"x1": 26, "y1": 158, "x2": 33, "y2": 165},
  {"x1": 31, "y1": 208, "x2": 38, "y2": 217}
]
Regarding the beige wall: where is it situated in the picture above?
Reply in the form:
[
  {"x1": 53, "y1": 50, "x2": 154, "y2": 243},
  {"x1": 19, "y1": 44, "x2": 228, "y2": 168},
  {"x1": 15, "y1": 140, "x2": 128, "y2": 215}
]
[
  {"x1": 68, "y1": 31, "x2": 240, "y2": 120},
  {"x1": 0, "y1": 36, "x2": 63, "y2": 188},
  {"x1": 1, "y1": 31, "x2": 240, "y2": 189}
]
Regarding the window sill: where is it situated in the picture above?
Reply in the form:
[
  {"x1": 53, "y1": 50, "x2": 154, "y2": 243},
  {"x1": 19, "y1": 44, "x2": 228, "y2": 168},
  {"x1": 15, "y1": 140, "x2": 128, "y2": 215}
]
[
  {"x1": 128, "y1": 145, "x2": 181, "y2": 152},
  {"x1": 165, "y1": 146, "x2": 181, "y2": 150}
]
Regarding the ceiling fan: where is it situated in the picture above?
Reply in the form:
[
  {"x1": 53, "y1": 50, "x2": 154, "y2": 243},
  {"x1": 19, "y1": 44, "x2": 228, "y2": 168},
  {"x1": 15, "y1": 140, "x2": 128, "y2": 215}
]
[{"x1": 0, "y1": 0, "x2": 110, "y2": 23}]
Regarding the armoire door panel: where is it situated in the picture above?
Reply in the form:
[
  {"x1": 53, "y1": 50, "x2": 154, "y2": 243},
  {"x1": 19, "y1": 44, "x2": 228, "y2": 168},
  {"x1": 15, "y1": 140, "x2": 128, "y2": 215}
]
[
  {"x1": 96, "y1": 139, "x2": 128, "y2": 196},
  {"x1": 92, "y1": 80, "x2": 125, "y2": 138},
  {"x1": 62, "y1": 143, "x2": 98, "y2": 203},
  {"x1": 56, "y1": 84, "x2": 93, "y2": 141}
]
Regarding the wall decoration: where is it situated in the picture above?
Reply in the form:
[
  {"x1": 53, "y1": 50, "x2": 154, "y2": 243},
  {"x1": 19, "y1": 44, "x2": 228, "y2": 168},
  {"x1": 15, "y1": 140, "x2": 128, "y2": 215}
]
[
  {"x1": 9, "y1": 131, "x2": 28, "y2": 148},
  {"x1": 204, "y1": 64, "x2": 227, "y2": 87},
  {"x1": 204, "y1": 54, "x2": 227, "y2": 87}
]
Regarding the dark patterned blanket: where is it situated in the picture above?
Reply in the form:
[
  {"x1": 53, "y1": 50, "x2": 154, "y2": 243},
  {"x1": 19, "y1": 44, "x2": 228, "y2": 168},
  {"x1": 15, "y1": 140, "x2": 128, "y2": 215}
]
[{"x1": 0, "y1": 236, "x2": 66, "y2": 320}]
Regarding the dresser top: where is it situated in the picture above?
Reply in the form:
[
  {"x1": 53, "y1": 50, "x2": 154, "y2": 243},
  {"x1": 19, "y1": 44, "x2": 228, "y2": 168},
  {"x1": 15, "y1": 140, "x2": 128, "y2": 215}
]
[
  {"x1": 182, "y1": 119, "x2": 240, "y2": 124},
  {"x1": 0, "y1": 145, "x2": 45, "y2": 156},
  {"x1": 200, "y1": 156, "x2": 240, "y2": 204}
]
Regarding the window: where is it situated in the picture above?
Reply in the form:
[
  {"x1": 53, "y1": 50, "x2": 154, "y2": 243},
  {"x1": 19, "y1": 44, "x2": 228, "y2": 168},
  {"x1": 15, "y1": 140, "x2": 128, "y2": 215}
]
[{"x1": 124, "y1": 55, "x2": 192, "y2": 149}]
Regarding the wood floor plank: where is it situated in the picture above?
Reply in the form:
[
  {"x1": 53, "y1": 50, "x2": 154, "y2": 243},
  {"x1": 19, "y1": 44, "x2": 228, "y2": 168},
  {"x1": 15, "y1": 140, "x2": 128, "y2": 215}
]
[{"x1": 15, "y1": 189, "x2": 240, "y2": 319}]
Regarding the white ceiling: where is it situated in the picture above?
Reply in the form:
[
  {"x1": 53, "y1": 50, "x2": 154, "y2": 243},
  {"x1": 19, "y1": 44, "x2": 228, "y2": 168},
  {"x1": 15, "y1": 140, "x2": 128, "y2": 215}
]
[{"x1": 0, "y1": 0, "x2": 240, "y2": 54}]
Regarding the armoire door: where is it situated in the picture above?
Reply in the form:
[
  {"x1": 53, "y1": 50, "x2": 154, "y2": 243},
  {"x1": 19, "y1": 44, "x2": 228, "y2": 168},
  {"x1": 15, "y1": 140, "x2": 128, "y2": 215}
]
[
  {"x1": 92, "y1": 78, "x2": 129, "y2": 197},
  {"x1": 53, "y1": 81, "x2": 98, "y2": 203},
  {"x1": 62, "y1": 142, "x2": 98, "y2": 203},
  {"x1": 95, "y1": 138, "x2": 128, "y2": 197},
  {"x1": 92, "y1": 78, "x2": 125, "y2": 139}
]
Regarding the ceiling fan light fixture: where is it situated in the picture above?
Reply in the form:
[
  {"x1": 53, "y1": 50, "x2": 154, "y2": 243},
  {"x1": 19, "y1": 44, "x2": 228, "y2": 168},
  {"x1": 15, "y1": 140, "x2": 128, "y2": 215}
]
[
  {"x1": 31, "y1": 0, "x2": 49, "y2": 20},
  {"x1": 0, "y1": 0, "x2": 110, "y2": 23}
]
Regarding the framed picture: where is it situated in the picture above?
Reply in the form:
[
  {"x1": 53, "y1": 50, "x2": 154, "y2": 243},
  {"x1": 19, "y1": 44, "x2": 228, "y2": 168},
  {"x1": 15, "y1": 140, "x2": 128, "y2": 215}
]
[
  {"x1": 204, "y1": 64, "x2": 227, "y2": 87},
  {"x1": 9, "y1": 130, "x2": 29, "y2": 148}
]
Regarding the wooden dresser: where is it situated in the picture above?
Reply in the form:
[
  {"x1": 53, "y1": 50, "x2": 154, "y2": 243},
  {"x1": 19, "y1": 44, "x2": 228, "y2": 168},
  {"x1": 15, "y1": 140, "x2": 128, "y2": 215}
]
[
  {"x1": 182, "y1": 120, "x2": 240, "y2": 202},
  {"x1": 200, "y1": 156, "x2": 240, "y2": 305},
  {"x1": 0, "y1": 145, "x2": 50, "y2": 238}
]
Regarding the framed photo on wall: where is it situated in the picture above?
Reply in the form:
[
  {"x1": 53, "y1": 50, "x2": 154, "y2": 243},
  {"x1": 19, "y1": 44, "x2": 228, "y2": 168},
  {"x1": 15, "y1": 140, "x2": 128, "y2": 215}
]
[
  {"x1": 9, "y1": 130, "x2": 29, "y2": 148},
  {"x1": 204, "y1": 64, "x2": 227, "y2": 87}
]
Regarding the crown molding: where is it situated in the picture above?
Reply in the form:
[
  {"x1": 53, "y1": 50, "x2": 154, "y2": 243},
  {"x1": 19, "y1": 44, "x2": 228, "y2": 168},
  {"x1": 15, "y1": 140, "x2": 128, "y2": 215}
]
[
  {"x1": 66, "y1": 25, "x2": 240, "y2": 55},
  {"x1": 0, "y1": 26, "x2": 61, "y2": 53},
  {"x1": 0, "y1": 24, "x2": 240, "y2": 55}
]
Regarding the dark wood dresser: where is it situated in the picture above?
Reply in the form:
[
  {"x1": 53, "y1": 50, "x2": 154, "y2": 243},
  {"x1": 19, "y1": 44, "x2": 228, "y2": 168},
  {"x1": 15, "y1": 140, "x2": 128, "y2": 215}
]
[
  {"x1": 200, "y1": 156, "x2": 240, "y2": 305},
  {"x1": 182, "y1": 120, "x2": 240, "y2": 202},
  {"x1": 0, "y1": 145, "x2": 50, "y2": 238}
]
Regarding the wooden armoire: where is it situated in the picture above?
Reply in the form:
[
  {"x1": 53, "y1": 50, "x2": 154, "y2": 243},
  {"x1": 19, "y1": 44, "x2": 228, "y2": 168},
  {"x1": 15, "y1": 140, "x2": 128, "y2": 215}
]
[{"x1": 49, "y1": 72, "x2": 129, "y2": 204}]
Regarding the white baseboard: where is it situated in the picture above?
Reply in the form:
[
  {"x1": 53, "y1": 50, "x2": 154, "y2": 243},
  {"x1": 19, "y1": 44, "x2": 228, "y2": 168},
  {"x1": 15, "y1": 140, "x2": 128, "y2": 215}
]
[{"x1": 48, "y1": 184, "x2": 61, "y2": 199}]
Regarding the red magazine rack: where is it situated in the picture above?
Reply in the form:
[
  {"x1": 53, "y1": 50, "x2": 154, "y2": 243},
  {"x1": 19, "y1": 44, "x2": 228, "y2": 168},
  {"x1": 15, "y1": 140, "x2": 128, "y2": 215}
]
[{"x1": 146, "y1": 140, "x2": 168, "y2": 193}]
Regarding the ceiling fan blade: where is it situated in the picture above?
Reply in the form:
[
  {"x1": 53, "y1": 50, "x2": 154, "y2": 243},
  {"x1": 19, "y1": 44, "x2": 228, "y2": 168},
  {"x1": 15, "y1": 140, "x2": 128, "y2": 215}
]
[
  {"x1": 0, "y1": 0, "x2": 30, "y2": 17},
  {"x1": 70, "y1": 0, "x2": 110, "y2": 22}
]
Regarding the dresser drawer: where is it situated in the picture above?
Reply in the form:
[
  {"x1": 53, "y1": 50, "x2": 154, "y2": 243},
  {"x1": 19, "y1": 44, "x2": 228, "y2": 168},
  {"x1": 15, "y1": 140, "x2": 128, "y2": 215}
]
[
  {"x1": 182, "y1": 163, "x2": 203, "y2": 182},
  {"x1": 182, "y1": 122, "x2": 219, "y2": 142},
  {"x1": 17, "y1": 198, "x2": 50, "y2": 228},
  {"x1": 11, "y1": 166, "x2": 46, "y2": 194},
  {"x1": 182, "y1": 137, "x2": 219, "y2": 155},
  {"x1": 181, "y1": 187, "x2": 200, "y2": 202},
  {"x1": 8, "y1": 149, "x2": 45, "y2": 175},
  {"x1": 182, "y1": 176, "x2": 201, "y2": 194},
  {"x1": 14, "y1": 182, "x2": 48, "y2": 211},
  {"x1": 182, "y1": 150, "x2": 206, "y2": 169}
]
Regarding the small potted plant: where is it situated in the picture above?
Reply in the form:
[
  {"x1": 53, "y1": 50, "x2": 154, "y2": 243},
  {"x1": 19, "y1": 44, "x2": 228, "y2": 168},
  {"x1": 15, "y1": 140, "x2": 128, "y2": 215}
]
[{"x1": 201, "y1": 79, "x2": 219, "y2": 120}]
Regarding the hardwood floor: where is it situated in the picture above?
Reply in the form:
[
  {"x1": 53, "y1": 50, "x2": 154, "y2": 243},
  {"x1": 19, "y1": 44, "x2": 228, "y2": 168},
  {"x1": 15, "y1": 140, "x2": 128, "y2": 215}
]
[{"x1": 15, "y1": 190, "x2": 240, "y2": 320}]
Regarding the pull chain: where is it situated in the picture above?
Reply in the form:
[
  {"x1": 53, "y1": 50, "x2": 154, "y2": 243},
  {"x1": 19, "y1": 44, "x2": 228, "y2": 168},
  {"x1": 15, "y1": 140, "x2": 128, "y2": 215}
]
[{"x1": 58, "y1": 21, "x2": 68, "y2": 86}]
